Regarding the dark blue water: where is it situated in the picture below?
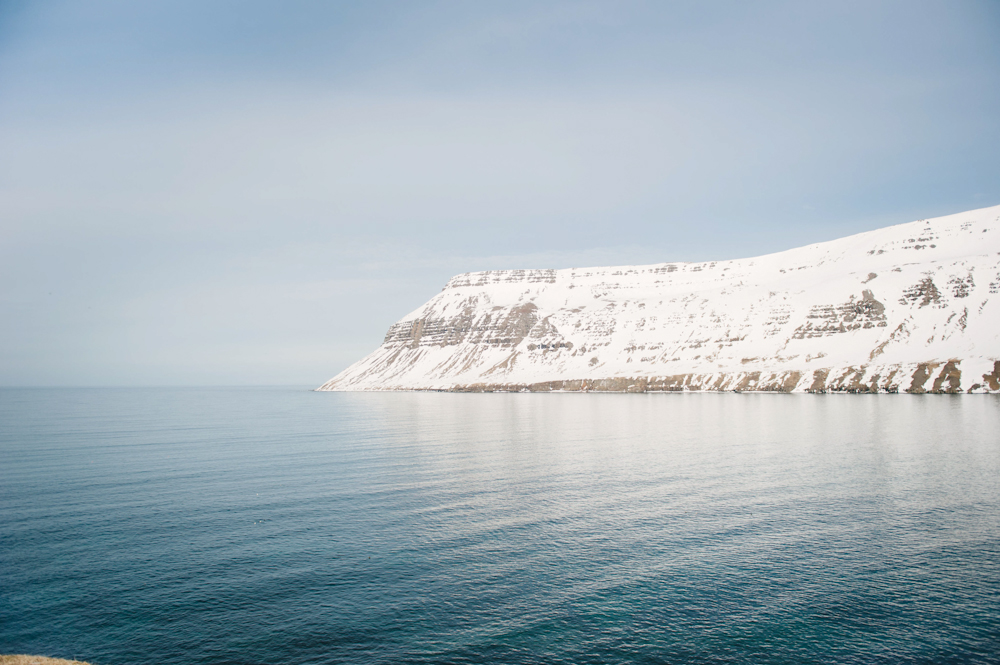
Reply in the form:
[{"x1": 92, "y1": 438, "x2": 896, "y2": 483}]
[{"x1": 2, "y1": 388, "x2": 999, "y2": 664}]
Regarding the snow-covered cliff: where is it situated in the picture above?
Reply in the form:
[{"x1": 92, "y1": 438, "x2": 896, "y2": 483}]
[{"x1": 319, "y1": 205, "x2": 1000, "y2": 393}]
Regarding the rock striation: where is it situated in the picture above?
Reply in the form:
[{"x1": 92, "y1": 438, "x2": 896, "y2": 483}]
[{"x1": 319, "y1": 205, "x2": 1000, "y2": 393}]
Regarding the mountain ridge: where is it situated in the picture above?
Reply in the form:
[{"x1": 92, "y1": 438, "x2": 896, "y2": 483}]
[{"x1": 320, "y1": 204, "x2": 1000, "y2": 393}]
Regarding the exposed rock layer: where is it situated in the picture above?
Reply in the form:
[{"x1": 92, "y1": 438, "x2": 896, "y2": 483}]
[{"x1": 320, "y1": 205, "x2": 1000, "y2": 393}]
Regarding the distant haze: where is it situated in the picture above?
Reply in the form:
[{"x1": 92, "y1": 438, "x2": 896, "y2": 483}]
[{"x1": 1, "y1": 0, "x2": 998, "y2": 386}]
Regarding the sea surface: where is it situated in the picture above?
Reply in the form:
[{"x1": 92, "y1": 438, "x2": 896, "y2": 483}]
[{"x1": 2, "y1": 388, "x2": 999, "y2": 665}]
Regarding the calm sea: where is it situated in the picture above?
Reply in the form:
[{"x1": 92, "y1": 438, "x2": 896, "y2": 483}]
[{"x1": 2, "y1": 388, "x2": 999, "y2": 664}]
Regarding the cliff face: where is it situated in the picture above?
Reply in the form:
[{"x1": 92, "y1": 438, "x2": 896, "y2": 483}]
[{"x1": 319, "y1": 205, "x2": 1000, "y2": 393}]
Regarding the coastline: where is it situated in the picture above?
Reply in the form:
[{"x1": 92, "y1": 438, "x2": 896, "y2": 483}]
[
  {"x1": 320, "y1": 360, "x2": 1000, "y2": 394},
  {"x1": 1, "y1": 657, "x2": 94, "y2": 665}
]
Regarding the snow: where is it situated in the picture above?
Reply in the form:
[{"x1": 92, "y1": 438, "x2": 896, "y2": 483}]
[{"x1": 319, "y1": 204, "x2": 1000, "y2": 393}]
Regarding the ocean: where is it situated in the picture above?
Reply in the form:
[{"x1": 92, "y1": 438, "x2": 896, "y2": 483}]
[{"x1": 2, "y1": 388, "x2": 999, "y2": 664}]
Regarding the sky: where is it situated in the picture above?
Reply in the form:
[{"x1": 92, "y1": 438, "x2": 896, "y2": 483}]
[{"x1": 1, "y1": 0, "x2": 999, "y2": 386}]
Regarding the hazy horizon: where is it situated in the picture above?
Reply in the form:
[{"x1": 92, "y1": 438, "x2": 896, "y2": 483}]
[{"x1": 2, "y1": 1, "x2": 999, "y2": 386}]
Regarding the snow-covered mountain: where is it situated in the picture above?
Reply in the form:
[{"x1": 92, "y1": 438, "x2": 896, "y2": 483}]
[{"x1": 319, "y1": 205, "x2": 1000, "y2": 393}]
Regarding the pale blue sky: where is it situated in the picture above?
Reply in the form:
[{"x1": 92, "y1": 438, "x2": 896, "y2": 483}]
[{"x1": 1, "y1": 0, "x2": 998, "y2": 385}]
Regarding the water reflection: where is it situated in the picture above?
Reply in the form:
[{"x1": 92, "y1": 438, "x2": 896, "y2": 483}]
[{"x1": 2, "y1": 389, "x2": 998, "y2": 664}]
